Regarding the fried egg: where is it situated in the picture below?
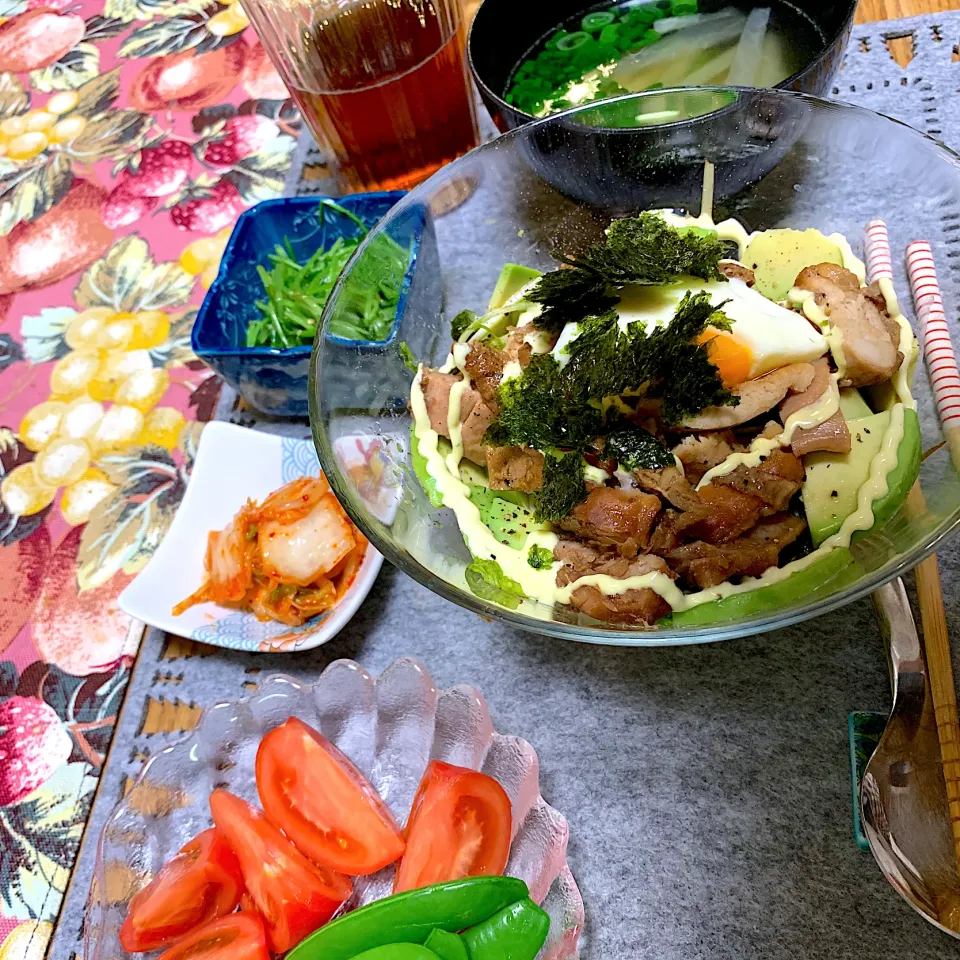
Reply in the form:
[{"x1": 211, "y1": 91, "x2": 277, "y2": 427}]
[{"x1": 615, "y1": 276, "x2": 828, "y2": 386}]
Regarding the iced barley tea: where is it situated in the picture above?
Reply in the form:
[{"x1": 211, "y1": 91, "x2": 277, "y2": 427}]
[{"x1": 286, "y1": 0, "x2": 479, "y2": 192}]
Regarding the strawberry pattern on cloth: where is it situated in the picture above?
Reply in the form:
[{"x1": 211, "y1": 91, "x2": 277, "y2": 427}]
[{"x1": 0, "y1": 1, "x2": 301, "y2": 953}]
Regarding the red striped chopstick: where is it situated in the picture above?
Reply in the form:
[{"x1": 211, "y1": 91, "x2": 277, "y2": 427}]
[
  {"x1": 865, "y1": 218, "x2": 894, "y2": 282},
  {"x1": 868, "y1": 224, "x2": 960, "y2": 875},
  {"x1": 906, "y1": 241, "x2": 960, "y2": 433}
]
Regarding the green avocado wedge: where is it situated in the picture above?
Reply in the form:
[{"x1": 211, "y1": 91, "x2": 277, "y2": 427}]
[
  {"x1": 467, "y1": 485, "x2": 536, "y2": 550},
  {"x1": 854, "y1": 407, "x2": 922, "y2": 541},
  {"x1": 410, "y1": 422, "x2": 445, "y2": 509},
  {"x1": 838, "y1": 387, "x2": 872, "y2": 421},
  {"x1": 803, "y1": 407, "x2": 921, "y2": 545},
  {"x1": 662, "y1": 409, "x2": 921, "y2": 629},
  {"x1": 488, "y1": 263, "x2": 542, "y2": 311},
  {"x1": 743, "y1": 228, "x2": 844, "y2": 301},
  {"x1": 661, "y1": 546, "x2": 858, "y2": 628}
]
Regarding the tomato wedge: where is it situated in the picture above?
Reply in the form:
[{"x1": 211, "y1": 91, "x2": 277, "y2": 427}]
[
  {"x1": 257, "y1": 717, "x2": 405, "y2": 876},
  {"x1": 157, "y1": 913, "x2": 269, "y2": 960},
  {"x1": 209, "y1": 789, "x2": 352, "y2": 953},
  {"x1": 119, "y1": 828, "x2": 244, "y2": 952},
  {"x1": 393, "y1": 761, "x2": 512, "y2": 894}
]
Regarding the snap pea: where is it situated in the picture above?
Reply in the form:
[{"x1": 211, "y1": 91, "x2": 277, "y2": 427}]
[
  {"x1": 348, "y1": 946, "x2": 440, "y2": 960},
  {"x1": 285, "y1": 877, "x2": 529, "y2": 960},
  {"x1": 461, "y1": 898, "x2": 550, "y2": 960},
  {"x1": 423, "y1": 929, "x2": 469, "y2": 960}
]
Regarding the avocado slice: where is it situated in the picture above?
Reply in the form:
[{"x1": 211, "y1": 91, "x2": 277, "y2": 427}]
[
  {"x1": 743, "y1": 228, "x2": 844, "y2": 301},
  {"x1": 862, "y1": 407, "x2": 922, "y2": 539},
  {"x1": 487, "y1": 263, "x2": 542, "y2": 311},
  {"x1": 839, "y1": 387, "x2": 872, "y2": 421},
  {"x1": 801, "y1": 407, "x2": 921, "y2": 545},
  {"x1": 466, "y1": 484, "x2": 536, "y2": 550},
  {"x1": 662, "y1": 547, "x2": 858, "y2": 628},
  {"x1": 410, "y1": 422, "x2": 445, "y2": 509}
]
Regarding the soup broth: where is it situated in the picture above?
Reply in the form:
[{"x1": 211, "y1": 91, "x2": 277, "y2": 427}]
[{"x1": 505, "y1": 1, "x2": 821, "y2": 120}]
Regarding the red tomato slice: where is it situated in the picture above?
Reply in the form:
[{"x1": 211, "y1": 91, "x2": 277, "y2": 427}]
[
  {"x1": 393, "y1": 760, "x2": 512, "y2": 894},
  {"x1": 157, "y1": 913, "x2": 269, "y2": 960},
  {"x1": 209, "y1": 789, "x2": 352, "y2": 952},
  {"x1": 119, "y1": 828, "x2": 244, "y2": 952},
  {"x1": 256, "y1": 716, "x2": 405, "y2": 876}
]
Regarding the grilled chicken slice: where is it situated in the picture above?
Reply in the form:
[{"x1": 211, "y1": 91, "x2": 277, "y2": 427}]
[
  {"x1": 463, "y1": 341, "x2": 507, "y2": 409},
  {"x1": 719, "y1": 261, "x2": 755, "y2": 285},
  {"x1": 558, "y1": 486, "x2": 661, "y2": 550},
  {"x1": 680, "y1": 362, "x2": 816, "y2": 430},
  {"x1": 666, "y1": 513, "x2": 806, "y2": 589},
  {"x1": 674, "y1": 484, "x2": 765, "y2": 544},
  {"x1": 486, "y1": 445, "x2": 544, "y2": 493},
  {"x1": 420, "y1": 369, "x2": 495, "y2": 465},
  {"x1": 673, "y1": 434, "x2": 735, "y2": 485},
  {"x1": 711, "y1": 448, "x2": 804, "y2": 515},
  {"x1": 780, "y1": 357, "x2": 851, "y2": 456},
  {"x1": 632, "y1": 465, "x2": 702, "y2": 512},
  {"x1": 791, "y1": 413, "x2": 851, "y2": 457},
  {"x1": 554, "y1": 541, "x2": 673, "y2": 626},
  {"x1": 794, "y1": 263, "x2": 902, "y2": 388}
]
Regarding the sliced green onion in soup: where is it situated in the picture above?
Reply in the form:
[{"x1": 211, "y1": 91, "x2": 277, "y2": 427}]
[
  {"x1": 556, "y1": 30, "x2": 591, "y2": 51},
  {"x1": 582, "y1": 10, "x2": 616, "y2": 31}
]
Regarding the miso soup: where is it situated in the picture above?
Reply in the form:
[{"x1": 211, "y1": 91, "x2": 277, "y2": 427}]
[{"x1": 505, "y1": 0, "x2": 821, "y2": 121}]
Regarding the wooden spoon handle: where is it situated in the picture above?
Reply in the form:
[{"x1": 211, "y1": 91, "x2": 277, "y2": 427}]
[{"x1": 914, "y1": 552, "x2": 960, "y2": 861}]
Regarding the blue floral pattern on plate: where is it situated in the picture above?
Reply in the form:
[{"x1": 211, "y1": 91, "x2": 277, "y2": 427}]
[
  {"x1": 281, "y1": 437, "x2": 322, "y2": 483},
  {"x1": 190, "y1": 610, "x2": 329, "y2": 653}
]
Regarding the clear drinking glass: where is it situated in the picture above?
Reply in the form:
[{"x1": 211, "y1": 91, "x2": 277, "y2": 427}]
[{"x1": 242, "y1": 0, "x2": 481, "y2": 192}]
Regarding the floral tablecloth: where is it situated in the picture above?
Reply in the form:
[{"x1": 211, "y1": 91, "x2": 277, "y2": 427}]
[{"x1": 0, "y1": 2, "x2": 301, "y2": 956}]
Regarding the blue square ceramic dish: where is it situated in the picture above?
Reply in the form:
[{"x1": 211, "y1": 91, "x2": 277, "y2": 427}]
[{"x1": 192, "y1": 191, "x2": 409, "y2": 417}]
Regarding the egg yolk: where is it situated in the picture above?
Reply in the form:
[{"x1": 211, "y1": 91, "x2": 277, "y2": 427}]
[{"x1": 697, "y1": 330, "x2": 753, "y2": 387}]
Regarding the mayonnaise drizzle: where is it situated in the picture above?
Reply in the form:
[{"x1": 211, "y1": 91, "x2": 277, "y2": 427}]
[
  {"x1": 828, "y1": 233, "x2": 867, "y2": 285},
  {"x1": 446, "y1": 377, "x2": 468, "y2": 478},
  {"x1": 788, "y1": 286, "x2": 847, "y2": 382},
  {"x1": 555, "y1": 403, "x2": 907, "y2": 610},
  {"x1": 501, "y1": 360, "x2": 523, "y2": 384},
  {"x1": 411, "y1": 366, "x2": 561, "y2": 604},
  {"x1": 879, "y1": 276, "x2": 917, "y2": 407},
  {"x1": 695, "y1": 374, "x2": 840, "y2": 489},
  {"x1": 413, "y1": 207, "x2": 916, "y2": 619}
]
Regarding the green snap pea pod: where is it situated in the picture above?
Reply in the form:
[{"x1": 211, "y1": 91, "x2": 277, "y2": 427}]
[
  {"x1": 286, "y1": 877, "x2": 529, "y2": 960},
  {"x1": 349, "y1": 946, "x2": 441, "y2": 960},
  {"x1": 461, "y1": 898, "x2": 550, "y2": 960},
  {"x1": 423, "y1": 929, "x2": 469, "y2": 960}
]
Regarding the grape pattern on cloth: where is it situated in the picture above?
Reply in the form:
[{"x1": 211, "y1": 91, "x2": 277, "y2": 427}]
[{"x1": 0, "y1": 2, "x2": 301, "y2": 954}]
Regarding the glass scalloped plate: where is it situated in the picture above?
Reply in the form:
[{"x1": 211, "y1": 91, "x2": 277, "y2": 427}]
[{"x1": 85, "y1": 658, "x2": 585, "y2": 960}]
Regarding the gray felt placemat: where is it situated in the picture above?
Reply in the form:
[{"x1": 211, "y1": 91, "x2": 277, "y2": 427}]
[{"x1": 53, "y1": 11, "x2": 960, "y2": 960}]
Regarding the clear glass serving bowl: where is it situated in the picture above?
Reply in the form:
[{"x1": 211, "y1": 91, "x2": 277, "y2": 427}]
[
  {"x1": 85, "y1": 658, "x2": 584, "y2": 960},
  {"x1": 311, "y1": 88, "x2": 960, "y2": 645}
]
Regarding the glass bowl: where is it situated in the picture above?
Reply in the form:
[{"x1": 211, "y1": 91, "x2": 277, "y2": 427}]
[
  {"x1": 85, "y1": 658, "x2": 584, "y2": 960},
  {"x1": 310, "y1": 88, "x2": 960, "y2": 645}
]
